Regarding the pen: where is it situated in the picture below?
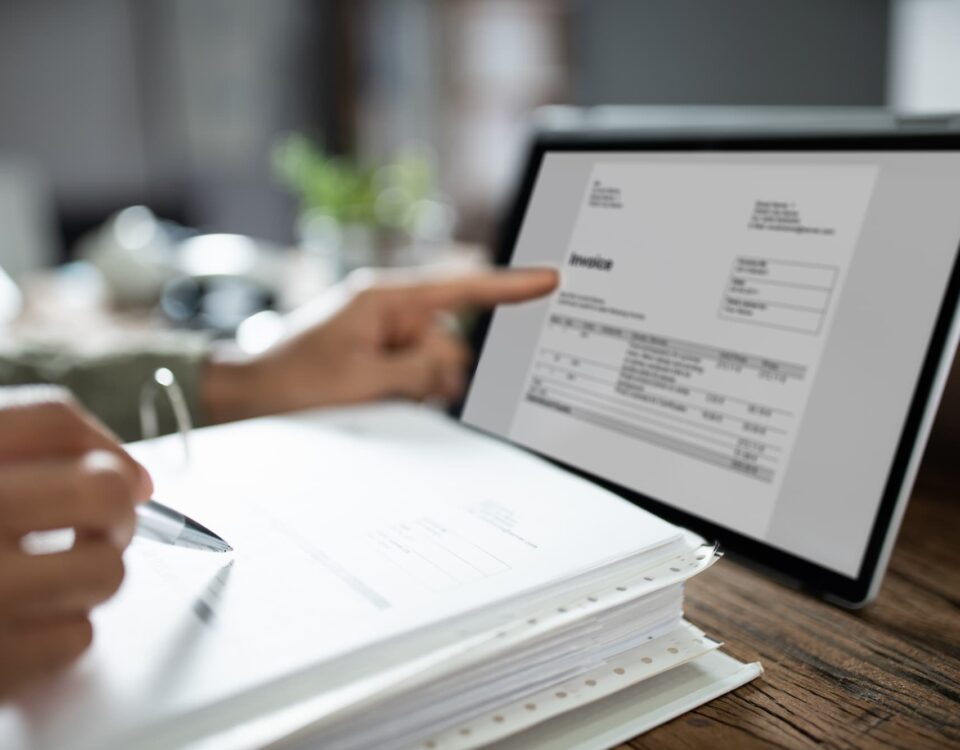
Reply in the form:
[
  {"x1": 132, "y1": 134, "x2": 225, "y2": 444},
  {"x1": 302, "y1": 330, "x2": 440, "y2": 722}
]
[{"x1": 135, "y1": 499, "x2": 233, "y2": 553}]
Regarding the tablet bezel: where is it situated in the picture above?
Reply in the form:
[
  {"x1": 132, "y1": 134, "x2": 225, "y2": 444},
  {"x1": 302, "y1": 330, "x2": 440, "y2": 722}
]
[{"x1": 455, "y1": 130, "x2": 960, "y2": 607}]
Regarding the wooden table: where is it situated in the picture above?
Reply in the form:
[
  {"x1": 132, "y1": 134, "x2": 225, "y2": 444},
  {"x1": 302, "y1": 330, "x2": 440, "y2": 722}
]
[{"x1": 629, "y1": 460, "x2": 960, "y2": 749}]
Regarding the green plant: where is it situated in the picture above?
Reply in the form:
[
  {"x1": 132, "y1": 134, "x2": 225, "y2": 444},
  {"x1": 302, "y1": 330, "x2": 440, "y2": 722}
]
[{"x1": 272, "y1": 134, "x2": 435, "y2": 232}]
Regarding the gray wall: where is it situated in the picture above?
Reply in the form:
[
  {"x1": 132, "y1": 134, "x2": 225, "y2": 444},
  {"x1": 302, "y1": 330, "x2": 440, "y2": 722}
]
[
  {"x1": 0, "y1": 0, "x2": 333, "y2": 246},
  {"x1": 0, "y1": 1, "x2": 148, "y2": 210},
  {"x1": 569, "y1": 0, "x2": 889, "y2": 106},
  {"x1": 0, "y1": 0, "x2": 895, "y2": 255}
]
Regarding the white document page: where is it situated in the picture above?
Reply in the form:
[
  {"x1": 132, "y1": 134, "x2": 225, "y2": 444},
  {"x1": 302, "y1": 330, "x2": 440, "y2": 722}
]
[
  {"x1": 0, "y1": 404, "x2": 682, "y2": 750},
  {"x1": 507, "y1": 162, "x2": 877, "y2": 538}
]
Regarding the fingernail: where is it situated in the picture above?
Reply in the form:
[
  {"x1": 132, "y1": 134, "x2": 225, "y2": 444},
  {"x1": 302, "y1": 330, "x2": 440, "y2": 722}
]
[{"x1": 136, "y1": 462, "x2": 154, "y2": 499}]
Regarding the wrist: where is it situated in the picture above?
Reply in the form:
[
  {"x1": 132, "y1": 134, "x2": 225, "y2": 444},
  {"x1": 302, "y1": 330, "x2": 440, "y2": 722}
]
[{"x1": 201, "y1": 346, "x2": 271, "y2": 424}]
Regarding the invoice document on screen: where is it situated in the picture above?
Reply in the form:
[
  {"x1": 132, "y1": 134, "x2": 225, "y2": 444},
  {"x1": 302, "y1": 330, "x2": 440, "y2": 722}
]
[{"x1": 502, "y1": 162, "x2": 878, "y2": 539}]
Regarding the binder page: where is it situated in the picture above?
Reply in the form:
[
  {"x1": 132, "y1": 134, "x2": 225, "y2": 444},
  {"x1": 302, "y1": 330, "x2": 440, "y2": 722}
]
[
  {"x1": 0, "y1": 404, "x2": 682, "y2": 750},
  {"x1": 483, "y1": 648, "x2": 762, "y2": 750}
]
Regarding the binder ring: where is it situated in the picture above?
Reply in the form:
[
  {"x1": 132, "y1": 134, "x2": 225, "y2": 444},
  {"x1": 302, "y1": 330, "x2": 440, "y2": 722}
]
[{"x1": 139, "y1": 367, "x2": 192, "y2": 465}]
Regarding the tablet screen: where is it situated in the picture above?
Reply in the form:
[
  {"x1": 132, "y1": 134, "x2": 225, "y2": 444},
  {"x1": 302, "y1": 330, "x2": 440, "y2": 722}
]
[{"x1": 462, "y1": 147, "x2": 960, "y2": 579}]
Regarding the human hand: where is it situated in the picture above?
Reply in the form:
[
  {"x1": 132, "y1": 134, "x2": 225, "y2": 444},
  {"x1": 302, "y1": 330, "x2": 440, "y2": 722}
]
[
  {"x1": 202, "y1": 266, "x2": 558, "y2": 421},
  {"x1": 0, "y1": 388, "x2": 152, "y2": 698}
]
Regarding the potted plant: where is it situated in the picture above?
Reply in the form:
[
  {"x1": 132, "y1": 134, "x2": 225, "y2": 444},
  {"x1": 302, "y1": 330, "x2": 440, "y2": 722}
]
[{"x1": 273, "y1": 134, "x2": 451, "y2": 278}]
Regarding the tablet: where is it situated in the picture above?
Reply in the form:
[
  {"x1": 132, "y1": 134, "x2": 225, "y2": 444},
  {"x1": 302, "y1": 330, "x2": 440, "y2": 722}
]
[{"x1": 458, "y1": 131, "x2": 960, "y2": 607}]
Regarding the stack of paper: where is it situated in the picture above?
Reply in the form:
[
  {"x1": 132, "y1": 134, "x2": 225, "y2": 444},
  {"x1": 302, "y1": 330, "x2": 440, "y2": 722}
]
[{"x1": 0, "y1": 403, "x2": 759, "y2": 750}]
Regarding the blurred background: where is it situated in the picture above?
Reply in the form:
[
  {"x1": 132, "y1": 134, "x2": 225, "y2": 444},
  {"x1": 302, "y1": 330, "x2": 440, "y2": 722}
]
[
  {"x1": 2, "y1": 0, "x2": 958, "y2": 264},
  {"x1": 1, "y1": 0, "x2": 959, "y2": 406}
]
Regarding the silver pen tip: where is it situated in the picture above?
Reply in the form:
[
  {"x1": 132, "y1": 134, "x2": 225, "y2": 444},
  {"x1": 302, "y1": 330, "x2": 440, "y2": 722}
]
[
  {"x1": 203, "y1": 538, "x2": 233, "y2": 554},
  {"x1": 180, "y1": 527, "x2": 235, "y2": 554}
]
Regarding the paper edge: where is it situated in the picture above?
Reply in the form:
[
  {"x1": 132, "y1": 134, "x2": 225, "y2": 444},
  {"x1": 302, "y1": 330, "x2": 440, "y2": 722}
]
[{"x1": 482, "y1": 650, "x2": 762, "y2": 750}]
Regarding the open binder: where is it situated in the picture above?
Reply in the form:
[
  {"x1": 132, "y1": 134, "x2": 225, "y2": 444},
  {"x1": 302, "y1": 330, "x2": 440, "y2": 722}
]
[{"x1": 0, "y1": 403, "x2": 760, "y2": 749}]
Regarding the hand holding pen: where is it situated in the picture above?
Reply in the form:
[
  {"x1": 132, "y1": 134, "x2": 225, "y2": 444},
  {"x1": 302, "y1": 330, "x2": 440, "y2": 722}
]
[
  {"x1": 0, "y1": 387, "x2": 155, "y2": 697},
  {"x1": 0, "y1": 384, "x2": 231, "y2": 697}
]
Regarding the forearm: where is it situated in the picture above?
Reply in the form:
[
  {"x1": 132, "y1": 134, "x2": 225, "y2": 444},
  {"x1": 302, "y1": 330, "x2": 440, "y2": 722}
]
[{"x1": 200, "y1": 342, "x2": 328, "y2": 424}]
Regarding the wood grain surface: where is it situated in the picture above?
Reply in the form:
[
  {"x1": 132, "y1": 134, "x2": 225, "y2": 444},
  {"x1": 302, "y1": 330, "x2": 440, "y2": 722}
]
[{"x1": 624, "y1": 462, "x2": 960, "y2": 749}]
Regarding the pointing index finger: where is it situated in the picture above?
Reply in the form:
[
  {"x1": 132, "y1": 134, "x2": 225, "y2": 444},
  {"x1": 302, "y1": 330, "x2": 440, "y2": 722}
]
[{"x1": 410, "y1": 267, "x2": 559, "y2": 312}]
